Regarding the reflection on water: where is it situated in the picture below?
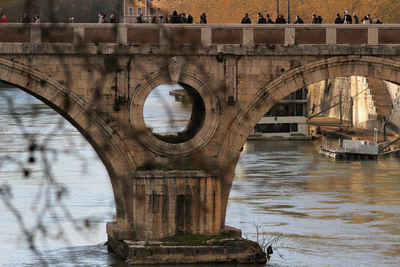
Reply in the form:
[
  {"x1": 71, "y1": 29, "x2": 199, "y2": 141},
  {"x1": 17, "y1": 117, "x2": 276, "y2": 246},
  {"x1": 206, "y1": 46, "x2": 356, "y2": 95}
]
[{"x1": 1, "y1": 88, "x2": 399, "y2": 266}]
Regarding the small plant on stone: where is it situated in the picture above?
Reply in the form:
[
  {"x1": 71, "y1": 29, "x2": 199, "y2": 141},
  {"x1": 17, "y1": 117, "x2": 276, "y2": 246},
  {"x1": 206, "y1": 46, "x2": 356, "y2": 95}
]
[{"x1": 242, "y1": 221, "x2": 286, "y2": 263}]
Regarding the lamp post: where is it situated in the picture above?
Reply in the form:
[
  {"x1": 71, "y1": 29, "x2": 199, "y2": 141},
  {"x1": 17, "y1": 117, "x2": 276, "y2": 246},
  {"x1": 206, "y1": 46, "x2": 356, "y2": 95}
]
[
  {"x1": 276, "y1": 0, "x2": 279, "y2": 18},
  {"x1": 123, "y1": 0, "x2": 126, "y2": 23},
  {"x1": 287, "y1": 0, "x2": 290, "y2": 23}
]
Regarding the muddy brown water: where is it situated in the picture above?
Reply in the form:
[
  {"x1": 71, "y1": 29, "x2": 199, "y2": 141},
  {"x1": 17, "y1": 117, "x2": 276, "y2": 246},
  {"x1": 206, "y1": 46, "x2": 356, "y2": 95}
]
[{"x1": 1, "y1": 87, "x2": 399, "y2": 266}]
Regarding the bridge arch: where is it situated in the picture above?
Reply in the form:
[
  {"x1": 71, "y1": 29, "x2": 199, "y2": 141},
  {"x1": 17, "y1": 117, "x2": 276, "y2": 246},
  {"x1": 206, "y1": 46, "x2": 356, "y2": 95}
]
[
  {"x1": 0, "y1": 57, "x2": 135, "y2": 227},
  {"x1": 218, "y1": 56, "x2": 400, "y2": 168},
  {"x1": 130, "y1": 69, "x2": 220, "y2": 156}
]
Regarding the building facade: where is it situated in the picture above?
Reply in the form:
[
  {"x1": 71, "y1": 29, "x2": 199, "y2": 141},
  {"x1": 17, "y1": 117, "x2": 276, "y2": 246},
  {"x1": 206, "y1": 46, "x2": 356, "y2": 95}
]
[
  {"x1": 124, "y1": 0, "x2": 165, "y2": 23},
  {"x1": 249, "y1": 88, "x2": 311, "y2": 140}
]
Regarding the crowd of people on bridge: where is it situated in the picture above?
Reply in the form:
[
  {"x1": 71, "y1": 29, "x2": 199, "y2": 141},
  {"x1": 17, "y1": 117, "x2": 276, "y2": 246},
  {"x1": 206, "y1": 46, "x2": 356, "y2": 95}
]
[
  {"x1": 0, "y1": 10, "x2": 385, "y2": 24},
  {"x1": 132, "y1": 11, "x2": 201, "y2": 24},
  {"x1": 130, "y1": 9, "x2": 384, "y2": 25},
  {"x1": 0, "y1": 13, "x2": 41, "y2": 23},
  {"x1": 240, "y1": 10, "x2": 383, "y2": 25}
]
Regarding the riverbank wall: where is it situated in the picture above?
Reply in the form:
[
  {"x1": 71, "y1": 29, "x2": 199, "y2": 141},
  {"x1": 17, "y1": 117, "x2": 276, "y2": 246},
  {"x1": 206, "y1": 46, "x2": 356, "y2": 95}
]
[{"x1": 308, "y1": 76, "x2": 400, "y2": 133}]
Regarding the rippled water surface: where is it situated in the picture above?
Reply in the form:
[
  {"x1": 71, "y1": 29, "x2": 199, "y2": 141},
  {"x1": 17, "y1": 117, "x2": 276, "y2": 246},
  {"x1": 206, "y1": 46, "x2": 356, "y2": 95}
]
[{"x1": 1, "y1": 87, "x2": 399, "y2": 266}]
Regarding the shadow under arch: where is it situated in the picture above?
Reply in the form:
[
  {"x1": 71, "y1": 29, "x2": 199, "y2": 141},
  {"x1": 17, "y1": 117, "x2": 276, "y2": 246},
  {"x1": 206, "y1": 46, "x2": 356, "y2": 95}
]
[
  {"x1": 0, "y1": 57, "x2": 135, "y2": 227},
  {"x1": 218, "y1": 55, "x2": 400, "y2": 168}
]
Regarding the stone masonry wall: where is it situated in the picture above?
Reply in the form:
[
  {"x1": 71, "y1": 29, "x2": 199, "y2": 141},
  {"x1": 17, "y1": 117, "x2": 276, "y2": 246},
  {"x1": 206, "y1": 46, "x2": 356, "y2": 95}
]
[{"x1": 308, "y1": 76, "x2": 378, "y2": 129}]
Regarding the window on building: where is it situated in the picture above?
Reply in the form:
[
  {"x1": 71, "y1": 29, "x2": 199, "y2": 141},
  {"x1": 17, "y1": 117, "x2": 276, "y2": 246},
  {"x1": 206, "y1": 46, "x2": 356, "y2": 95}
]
[
  {"x1": 253, "y1": 123, "x2": 298, "y2": 133},
  {"x1": 254, "y1": 123, "x2": 292, "y2": 133},
  {"x1": 296, "y1": 104, "x2": 304, "y2": 116},
  {"x1": 290, "y1": 123, "x2": 298, "y2": 132},
  {"x1": 129, "y1": 8, "x2": 133, "y2": 16},
  {"x1": 296, "y1": 89, "x2": 303, "y2": 100},
  {"x1": 150, "y1": 8, "x2": 154, "y2": 15},
  {"x1": 138, "y1": 7, "x2": 142, "y2": 15}
]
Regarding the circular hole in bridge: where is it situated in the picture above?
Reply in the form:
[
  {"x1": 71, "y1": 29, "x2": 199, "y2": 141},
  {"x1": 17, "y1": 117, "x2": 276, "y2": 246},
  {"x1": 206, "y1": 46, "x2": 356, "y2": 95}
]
[{"x1": 143, "y1": 83, "x2": 205, "y2": 144}]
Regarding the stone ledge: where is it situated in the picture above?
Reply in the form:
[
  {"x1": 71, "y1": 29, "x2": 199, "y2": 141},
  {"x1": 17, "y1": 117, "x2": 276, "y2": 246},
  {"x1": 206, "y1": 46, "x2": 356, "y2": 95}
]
[
  {"x1": 0, "y1": 44, "x2": 400, "y2": 56},
  {"x1": 106, "y1": 222, "x2": 136, "y2": 241},
  {"x1": 107, "y1": 236, "x2": 266, "y2": 265},
  {"x1": 221, "y1": 225, "x2": 242, "y2": 238},
  {"x1": 131, "y1": 170, "x2": 219, "y2": 179}
]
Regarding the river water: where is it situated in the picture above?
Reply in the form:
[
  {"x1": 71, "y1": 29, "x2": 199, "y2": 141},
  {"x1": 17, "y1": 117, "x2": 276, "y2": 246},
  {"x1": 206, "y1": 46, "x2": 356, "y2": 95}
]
[{"x1": 0, "y1": 86, "x2": 399, "y2": 266}]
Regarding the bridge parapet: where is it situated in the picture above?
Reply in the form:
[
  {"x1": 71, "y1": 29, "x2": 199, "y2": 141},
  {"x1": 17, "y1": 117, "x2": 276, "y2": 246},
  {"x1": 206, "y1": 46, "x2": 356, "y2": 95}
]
[{"x1": 1, "y1": 24, "x2": 400, "y2": 46}]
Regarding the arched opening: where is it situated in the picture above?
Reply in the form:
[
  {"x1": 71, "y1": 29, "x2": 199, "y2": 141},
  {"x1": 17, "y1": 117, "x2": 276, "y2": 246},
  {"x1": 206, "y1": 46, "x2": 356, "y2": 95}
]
[
  {"x1": 143, "y1": 82, "x2": 205, "y2": 144},
  {"x1": 130, "y1": 70, "x2": 219, "y2": 156},
  {"x1": 0, "y1": 83, "x2": 118, "y2": 265},
  {"x1": 0, "y1": 57, "x2": 136, "y2": 233},
  {"x1": 219, "y1": 56, "x2": 400, "y2": 166}
]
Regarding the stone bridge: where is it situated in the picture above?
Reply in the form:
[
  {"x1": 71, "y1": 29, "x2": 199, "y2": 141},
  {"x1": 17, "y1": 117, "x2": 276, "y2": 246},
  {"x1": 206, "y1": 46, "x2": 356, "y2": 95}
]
[{"x1": 1, "y1": 23, "x2": 400, "y2": 243}]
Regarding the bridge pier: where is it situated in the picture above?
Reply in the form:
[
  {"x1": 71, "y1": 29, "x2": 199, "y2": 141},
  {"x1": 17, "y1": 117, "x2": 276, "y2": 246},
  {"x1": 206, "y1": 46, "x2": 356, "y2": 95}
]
[
  {"x1": 107, "y1": 170, "x2": 223, "y2": 241},
  {"x1": 106, "y1": 170, "x2": 266, "y2": 264}
]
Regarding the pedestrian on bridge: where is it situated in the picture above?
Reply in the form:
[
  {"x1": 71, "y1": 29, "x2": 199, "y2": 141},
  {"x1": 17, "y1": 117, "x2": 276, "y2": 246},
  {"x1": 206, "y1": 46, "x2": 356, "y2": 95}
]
[
  {"x1": 362, "y1": 16, "x2": 371, "y2": 24},
  {"x1": 21, "y1": 13, "x2": 30, "y2": 23},
  {"x1": 241, "y1": 13, "x2": 251, "y2": 24},
  {"x1": 257, "y1": 13, "x2": 267, "y2": 24},
  {"x1": 33, "y1": 16, "x2": 40, "y2": 23},
  {"x1": 136, "y1": 14, "x2": 143, "y2": 23},
  {"x1": 109, "y1": 13, "x2": 116, "y2": 23},
  {"x1": 312, "y1": 14, "x2": 318, "y2": 24},
  {"x1": 266, "y1": 14, "x2": 274, "y2": 24},
  {"x1": 275, "y1": 14, "x2": 286, "y2": 24},
  {"x1": 353, "y1": 13, "x2": 359, "y2": 24},
  {"x1": 294, "y1": 16, "x2": 304, "y2": 24},
  {"x1": 343, "y1": 10, "x2": 352, "y2": 24},
  {"x1": 169, "y1": 11, "x2": 183, "y2": 23},
  {"x1": 334, "y1": 13, "x2": 343, "y2": 24},
  {"x1": 98, "y1": 13, "x2": 105, "y2": 23},
  {"x1": 187, "y1": 14, "x2": 193, "y2": 24},
  {"x1": 0, "y1": 14, "x2": 8, "y2": 23},
  {"x1": 200, "y1": 12, "x2": 207, "y2": 24}
]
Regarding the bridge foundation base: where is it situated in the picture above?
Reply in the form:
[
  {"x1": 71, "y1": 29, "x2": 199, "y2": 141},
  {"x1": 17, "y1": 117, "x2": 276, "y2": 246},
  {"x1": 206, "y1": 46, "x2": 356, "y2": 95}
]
[{"x1": 106, "y1": 225, "x2": 266, "y2": 265}]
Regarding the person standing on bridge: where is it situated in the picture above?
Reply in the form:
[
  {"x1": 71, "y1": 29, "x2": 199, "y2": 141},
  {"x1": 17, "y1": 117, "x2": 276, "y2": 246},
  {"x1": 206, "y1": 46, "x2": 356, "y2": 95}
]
[
  {"x1": 294, "y1": 16, "x2": 304, "y2": 24},
  {"x1": 136, "y1": 14, "x2": 143, "y2": 23},
  {"x1": 275, "y1": 14, "x2": 286, "y2": 24},
  {"x1": 98, "y1": 13, "x2": 105, "y2": 23},
  {"x1": 362, "y1": 16, "x2": 371, "y2": 24},
  {"x1": 343, "y1": 10, "x2": 352, "y2": 24},
  {"x1": 21, "y1": 13, "x2": 30, "y2": 23},
  {"x1": 180, "y1": 13, "x2": 187, "y2": 23},
  {"x1": 353, "y1": 13, "x2": 359, "y2": 24},
  {"x1": 109, "y1": 13, "x2": 116, "y2": 23},
  {"x1": 200, "y1": 12, "x2": 207, "y2": 24},
  {"x1": 169, "y1": 11, "x2": 183, "y2": 23},
  {"x1": 257, "y1": 13, "x2": 267, "y2": 24},
  {"x1": 241, "y1": 13, "x2": 251, "y2": 24},
  {"x1": 187, "y1": 14, "x2": 193, "y2": 23},
  {"x1": 334, "y1": 13, "x2": 343, "y2": 24},
  {"x1": 312, "y1": 14, "x2": 318, "y2": 24},
  {"x1": 266, "y1": 14, "x2": 274, "y2": 24},
  {"x1": 0, "y1": 14, "x2": 8, "y2": 23}
]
